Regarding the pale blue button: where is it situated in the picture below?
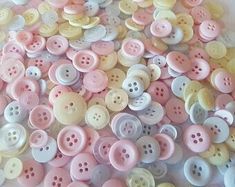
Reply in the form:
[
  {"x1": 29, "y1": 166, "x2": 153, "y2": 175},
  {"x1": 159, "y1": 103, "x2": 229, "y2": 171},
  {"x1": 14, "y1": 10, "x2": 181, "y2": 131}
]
[
  {"x1": 190, "y1": 103, "x2": 208, "y2": 124},
  {"x1": 218, "y1": 153, "x2": 235, "y2": 175},
  {"x1": 25, "y1": 66, "x2": 42, "y2": 80},
  {"x1": 91, "y1": 164, "x2": 111, "y2": 186},
  {"x1": 4, "y1": 101, "x2": 27, "y2": 123},
  {"x1": 162, "y1": 26, "x2": 183, "y2": 45}
]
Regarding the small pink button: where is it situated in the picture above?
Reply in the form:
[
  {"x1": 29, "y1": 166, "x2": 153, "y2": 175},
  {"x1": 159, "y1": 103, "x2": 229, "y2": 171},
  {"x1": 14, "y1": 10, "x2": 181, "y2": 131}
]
[
  {"x1": 121, "y1": 39, "x2": 145, "y2": 59},
  {"x1": 103, "y1": 179, "x2": 126, "y2": 187},
  {"x1": 29, "y1": 105, "x2": 55, "y2": 129},
  {"x1": 147, "y1": 81, "x2": 170, "y2": 105},
  {"x1": 0, "y1": 95, "x2": 8, "y2": 115},
  {"x1": 27, "y1": 56, "x2": 51, "y2": 75},
  {"x1": 165, "y1": 97, "x2": 188, "y2": 124},
  {"x1": 186, "y1": 58, "x2": 210, "y2": 80},
  {"x1": 48, "y1": 151, "x2": 72, "y2": 168},
  {"x1": 189, "y1": 47, "x2": 209, "y2": 61},
  {"x1": 91, "y1": 41, "x2": 114, "y2": 55},
  {"x1": 70, "y1": 152, "x2": 97, "y2": 181},
  {"x1": 109, "y1": 139, "x2": 139, "y2": 171},
  {"x1": 3, "y1": 41, "x2": 25, "y2": 56},
  {"x1": 57, "y1": 126, "x2": 87, "y2": 156},
  {"x1": 46, "y1": 35, "x2": 69, "y2": 55},
  {"x1": 16, "y1": 30, "x2": 33, "y2": 46},
  {"x1": 49, "y1": 85, "x2": 72, "y2": 105},
  {"x1": 25, "y1": 35, "x2": 46, "y2": 54},
  {"x1": 83, "y1": 69, "x2": 108, "y2": 93},
  {"x1": 17, "y1": 159, "x2": 45, "y2": 187},
  {"x1": 182, "y1": 0, "x2": 204, "y2": 8},
  {"x1": 132, "y1": 9, "x2": 153, "y2": 26},
  {"x1": 166, "y1": 51, "x2": 191, "y2": 73},
  {"x1": 215, "y1": 94, "x2": 233, "y2": 110},
  {"x1": 190, "y1": 6, "x2": 211, "y2": 24},
  {"x1": 29, "y1": 129, "x2": 48, "y2": 148},
  {"x1": 73, "y1": 50, "x2": 99, "y2": 72},
  {"x1": 199, "y1": 20, "x2": 220, "y2": 41},
  {"x1": 154, "y1": 133, "x2": 175, "y2": 160},
  {"x1": 183, "y1": 125, "x2": 211, "y2": 153},
  {"x1": 214, "y1": 70, "x2": 235, "y2": 93},
  {"x1": 150, "y1": 19, "x2": 172, "y2": 38},
  {"x1": 44, "y1": 168, "x2": 71, "y2": 187},
  {"x1": 83, "y1": 127, "x2": 100, "y2": 153},
  {"x1": 19, "y1": 91, "x2": 39, "y2": 110}
]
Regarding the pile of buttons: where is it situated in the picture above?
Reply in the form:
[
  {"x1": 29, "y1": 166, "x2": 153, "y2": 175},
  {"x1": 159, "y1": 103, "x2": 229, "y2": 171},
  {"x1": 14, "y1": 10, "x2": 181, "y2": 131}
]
[{"x1": 0, "y1": 0, "x2": 234, "y2": 186}]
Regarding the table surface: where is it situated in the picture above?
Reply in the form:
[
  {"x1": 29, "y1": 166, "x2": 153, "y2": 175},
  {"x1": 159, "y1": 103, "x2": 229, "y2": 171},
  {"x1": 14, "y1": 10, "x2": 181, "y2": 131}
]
[{"x1": 0, "y1": 0, "x2": 235, "y2": 187}]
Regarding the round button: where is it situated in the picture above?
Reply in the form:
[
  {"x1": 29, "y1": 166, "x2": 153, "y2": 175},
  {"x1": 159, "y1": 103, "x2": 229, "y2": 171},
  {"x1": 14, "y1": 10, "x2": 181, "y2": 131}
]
[
  {"x1": 25, "y1": 66, "x2": 42, "y2": 81},
  {"x1": 198, "y1": 88, "x2": 215, "y2": 111},
  {"x1": 4, "y1": 158, "x2": 23, "y2": 179},
  {"x1": 122, "y1": 76, "x2": 144, "y2": 98},
  {"x1": 49, "y1": 151, "x2": 71, "y2": 168},
  {"x1": 214, "y1": 70, "x2": 235, "y2": 94},
  {"x1": 57, "y1": 126, "x2": 87, "y2": 156},
  {"x1": 189, "y1": 102, "x2": 208, "y2": 124},
  {"x1": 161, "y1": 26, "x2": 184, "y2": 45},
  {"x1": 171, "y1": 75, "x2": 191, "y2": 98},
  {"x1": 184, "y1": 156, "x2": 212, "y2": 186},
  {"x1": 46, "y1": 35, "x2": 68, "y2": 55},
  {"x1": 109, "y1": 139, "x2": 139, "y2": 171},
  {"x1": 48, "y1": 85, "x2": 72, "y2": 105},
  {"x1": 53, "y1": 92, "x2": 87, "y2": 125},
  {"x1": 98, "y1": 52, "x2": 118, "y2": 71},
  {"x1": 207, "y1": 143, "x2": 229, "y2": 166},
  {"x1": 25, "y1": 35, "x2": 46, "y2": 54},
  {"x1": 128, "y1": 92, "x2": 151, "y2": 111},
  {"x1": 214, "y1": 109, "x2": 234, "y2": 125},
  {"x1": 218, "y1": 153, "x2": 235, "y2": 175},
  {"x1": 29, "y1": 130, "x2": 48, "y2": 148},
  {"x1": 91, "y1": 164, "x2": 111, "y2": 186},
  {"x1": 199, "y1": 20, "x2": 220, "y2": 41},
  {"x1": 150, "y1": 19, "x2": 172, "y2": 38},
  {"x1": 106, "y1": 68, "x2": 125, "y2": 89},
  {"x1": 159, "y1": 124, "x2": 178, "y2": 140},
  {"x1": 4, "y1": 101, "x2": 27, "y2": 123}
]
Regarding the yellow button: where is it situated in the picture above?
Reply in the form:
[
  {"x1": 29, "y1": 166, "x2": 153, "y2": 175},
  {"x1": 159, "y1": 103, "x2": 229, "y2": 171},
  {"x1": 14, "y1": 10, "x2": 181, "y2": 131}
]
[
  {"x1": 59, "y1": 22, "x2": 82, "y2": 39},
  {"x1": 0, "y1": 8, "x2": 13, "y2": 25},
  {"x1": 152, "y1": 37, "x2": 168, "y2": 52},
  {"x1": 147, "y1": 64, "x2": 161, "y2": 81},
  {"x1": 225, "y1": 127, "x2": 235, "y2": 151},
  {"x1": 38, "y1": 2, "x2": 53, "y2": 15},
  {"x1": 183, "y1": 81, "x2": 203, "y2": 100},
  {"x1": 88, "y1": 97, "x2": 106, "y2": 108},
  {"x1": 98, "y1": 52, "x2": 118, "y2": 71},
  {"x1": 225, "y1": 47, "x2": 235, "y2": 61},
  {"x1": 85, "y1": 105, "x2": 110, "y2": 130},
  {"x1": 153, "y1": 0, "x2": 176, "y2": 9},
  {"x1": 23, "y1": 8, "x2": 40, "y2": 26},
  {"x1": 226, "y1": 58, "x2": 235, "y2": 74},
  {"x1": 207, "y1": 143, "x2": 229, "y2": 166},
  {"x1": 39, "y1": 23, "x2": 58, "y2": 37},
  {"x1": 157, "y1": 183, "x2": 176, "y2": 187},
  {"x1": 127, "y1": 69, "x2": 150, "y2": 90},
  {"x1": 197, "y1": 88, "x2": 215, "y2": 111},
  {"x1": 199, "y1": 144, "x2": 216, "y2": 158},
  {"x1": 205, "y1": 0, "x2": 224, "y2": 19},
  {"x1": 154, "y1": 10, "x2": 177, "y2": 24},
  {"x1": 82, "y1": 17, "x2": 100, "y2": 29},
  {"x1": 53, "y1": 92, "x2": 87, "y2": 125},
  {"x1": 205, "y1": 41, "x2": 227, "y2": 59},
  {"x1": 179, "y1": 24, "x2": 193, "y2": 43},
  {"x1": 117, "y1": 25, "x2": 128, "y2": 39},
  {"x1": 119, "y1": 0, "x2": 138, "y2": 15},
  {"x1": 176, "y1": 13, "x2": 194, "y2": 26},
  {"x1": 105, "y1": 88, "x2": 128, "y2": 112},
  {"x1": 137, "y1": 0, "x2": 152, "y2": 8},
  {"x1": 4, "y1": 158, "x2": 23, "y2": 179},
  {"x1": 184, "y1": 92, "x2": 198, "y2": 114},
  {"x1": 125, "y1": 18, "x2": 144, "y2": 32},
  {"x1": 210, "y1": 57, "x2": 228, "y2": 69},
  {"x1": 107, "y1": 68, "x2": 126, "y2": 89},
  {"x1": 68, "y1": 16, "x2": 90, "y2": 27},
  {"x1": 118, "y1": 50, "x2": 140, "y2": 67}
]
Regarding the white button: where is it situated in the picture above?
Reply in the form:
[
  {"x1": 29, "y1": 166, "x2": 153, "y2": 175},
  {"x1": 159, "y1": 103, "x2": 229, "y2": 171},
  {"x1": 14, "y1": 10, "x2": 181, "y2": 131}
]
[
  {"x1": 128, "y1": 92, "x2": 151, "y2": 111},
  {"x1": 168, "y1": 67, "x2": 182, "y2": 77},
  {"x1": 190, "y1": 102, "x2": 208, "y2": 124},
  {"x1": 171, "y1": 75, "x2": 191, "y2": 98},
  {"x1": 4, "y1": 157, "x2": 23, "y2": 179},
  {"x1": 149, "y1": 55, "x2": 166, "y2": 68},
  {"x1": 162, "y1": 26, "x2": 184, "y2": 45},
  {"x1": 165, "y1": 143, "x2": 183, "y2": 165},
  {"x1": 214, "y1": 109, "x2": 234, "y2": 125},
  {"x1": 137, "y1": 102, "x2": 164, "y2": 125},
  {"x1": 84, "y1": 1, "x2": 99, "y2": 17},
  {"x1": 122, "y1": 76, "x2": 144, "y2": 98},
  {"x1": 184, "y1": 156, "x2": 212, "y2": 186},
  {"x1": 224, "y1": 166, "x2": 235, "y2": 187},
  {"x1": 203, "y1": 117, "x2": 229, "y2": 143},
  {"x1": 218, "y1": 153, "x2": 235, "y2": 175},
  {"x1": 159, "y1": 124, "x2": 178, "y2": 140},
  {"x1": 25, "y1": 66, "x2": 42, "y2": 80},
  {"x1": 32, "y1": 136, "x2": 57, "y2": 163}
]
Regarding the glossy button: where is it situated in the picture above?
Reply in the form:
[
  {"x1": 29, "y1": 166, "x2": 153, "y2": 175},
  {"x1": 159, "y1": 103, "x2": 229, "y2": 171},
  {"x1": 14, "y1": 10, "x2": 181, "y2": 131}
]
[
  {"x1": 4, "y1": 101, "x2": 27, "y2": 123},
  {"x1": 128, "y1": 92, "x2": 151, "y2": 111},
  {"x1": 150, "y1": 19, "x2": 172, "y2": 38},
  {"x1": 122, "y1": 76, "x2": 144, "y2": 98},
  {"x1": 4, "y1": 158, "x2": 23, "y2": 179},
  {"x1": 29, "y1": 130, "x2": 48, "y2": 148},
  {"x1": 46, "y1": 35, "x2": 68, "y2": 55},
  {"x1": 189, "y1": 102, "x2": 208, "y2": 124}
]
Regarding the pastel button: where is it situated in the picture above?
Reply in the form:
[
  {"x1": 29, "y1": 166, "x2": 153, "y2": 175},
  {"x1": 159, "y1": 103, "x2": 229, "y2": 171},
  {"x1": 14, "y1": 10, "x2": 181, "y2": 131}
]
[
  {"x1": 46, "y1": 35, "x2": 69, "y2": 55},
  {"x1": 109, "y1": 139, "x2": 139, "y2": 171},
  {"x1": 199, "y1": 20, "x2": 220, "y2": 41},
  {"x1": 91, "y1": 164, "x2": 111, "y2": 186},
  {"x1": 214, "y1": 70, "x2": 235, "y2": 93},
  {"x1": 103, "y1": 178, "x2": 125, "y2": 187},
  {"x1": 57, "y1": 126, "x2": 87, "y2": 156},
  {"x1": 122, "y1": 76, "x2": 144, "y2": 98},
  {"x1": 217, "y1": 153, "x2": 235, "y2": 175},
  {"x1": 91, "y1": 41, "x2": 114, "y2": 55},
  {"x1": 49, "y1": 85, "x2": 72, "y2": 105},
  {"x1": 107, "y1": 68, "x2": 126, "y2": 89},
  {"x1": 128, "y1": 92, "x2": 151, "y2": 111},
  {"x1": 207, "y1": 143, "x2": 229, "y2": 166},
  {"x1": 16, "y1": 30, "x2": 33, "y2": 46},
  {"x1": 4, "y1": 158, "x2": 23, "y2": 179},
  {"x1": 48, "y1": 151, "x2": 71, "y2": 168},
  {"x1": 25, "y1": 35, "x2": 46, "y2": 54},
  {"x1": 150, "y1": 19, "x2": 172, "y2": 38},
  {"x1": 189, "y1": 102, "x2": 208, "y2": 124},
  {"x1": 29, "y1": 130, "x2": 48, "y2": 148},
  {"x1": 53, "y1": 92, "x2": 87, "y2": 125},
  {"x1": 4, "y1": 101, "x2": 27, "y2": 123},
  {"x1": 132, "y1": 9, "x2": 153, "y2": 26}
]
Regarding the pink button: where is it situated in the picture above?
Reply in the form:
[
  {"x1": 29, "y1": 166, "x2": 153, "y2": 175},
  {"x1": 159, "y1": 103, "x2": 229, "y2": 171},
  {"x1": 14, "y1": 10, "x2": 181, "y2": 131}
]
[
  {"x1": 29, "y1": 129, "x2": 48, "y2": 148},
  {"x1": 190, "y1": 6, "x2": 211, "y2": 24},
  {"x1": 49, "y1": 85, "x2": 72, "y2": 105},
  {"x1": 183, "y1": 125, "x2": 211, "y2": 153},
  {"x1": 57, "y1": 126, "x2": 87, "y2": 156},
  {"x1": 166, "y1": 51, "x2": 191, "y2": 73},
  {"x1": 189, "y1": 47, "x2": 209, "y2": 61},
  {"x1": 121, "y1": 39, "x2": 145, "y2": 59},
  {"x1": 44, "y1": 168, "x2": 71, "y2": 187},
  {"x1": 150, "y1": 19, "x2": 172, "y2": 38},
  {"x1": 19, "y1": 91, "x2": 39, "y2": 110},
  {"x1": 103, "y1": 179, "x2": 126, "y2": 187},
  {"x1": 17, "y1": 159, "x2": 45, "y2": 187},
  {"x1": 25, "y1": 35, "x2": 46, "y2": 54},
  {"x1": 27, "y1": 56, "x2": 51, "y2": 75},
  {"x1": 47, "y1": 0, "x2": 69, "y2": 8},
  {"x1": 91, "y1": 41, "x2": 114, "y2": 55},
  {"x1": 48, "y1": 151, "x2": 72, "y2": 168},
  {"x1": 199, "y1": 20, "x2": 220, "y2": 41},
  {"x1": 109, "y1": 139, "x2": 139, "y2": 171},
  {"x1": 83, "y1": 70, "x2": 108, "y2": 93},
  {"x1": 68, "y1": 181, "x2": 89, "y2": 187},
  {"x1": 147, "y1": 81, "x2": 170, "y2": 105},
  {"x1": 182, "y1": 0, "x2": 204, "y2": 8},
  {"x1": 132, "y1": 9, "x2": 153, "y2": 26},
  {"x1": 215, "y1": 94, "x2": 233, "y2": 110},
  {"x1": 165, "y1": 97, "x2": 188, "y2": 124},
  {"x1": 11, "y1": 77, "x2": 40, "y2": 100},
  {"x1": 46, "y1": 35, "x2": 69, "y2": 55},
  {"x1": 70, "y1": 152, "x2": 97, "y2": 181},
  {"x1": 73, "y1": 50, "x2": 99, "y2": 72},
  {"x1": 66, "y1": 47, "x2": 79, "y2": 60},
  {"x1": 0, "y1": 58, "x2": 25, "y2": 83},
  {"x1": 83, "y1": 127, "x2": 100, "y2": 153},
  {"x1": 186, "y1": 58, "x2": 210, "y2": 80},
  {"x1": 3, "y1": 41, "x2": 25, "y2": 56},
  {"x1": 154, "y1": 133, "x2": 175, "y2": 160},
  {"x1": 93, "y1": 136, "x2": 118, "y2": 164},
  {"x1": 64, "y1": 4, "x2": 84, "y2": 14},
  {"x1": 1, "y1": 52, "x2": 24, "y2": 64},
  {"x1": 0, "y1": 95, "x2": 8, "y2": 115},
  {"x1": 214, "y1": 70, "x2": 235, "y2": 93},
  {"x1": 16, "y1": 31, "x2": 33, "y2": 46},
  {"x1": 29, "y1": 105, "x2": 55, "y2": 129}
]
